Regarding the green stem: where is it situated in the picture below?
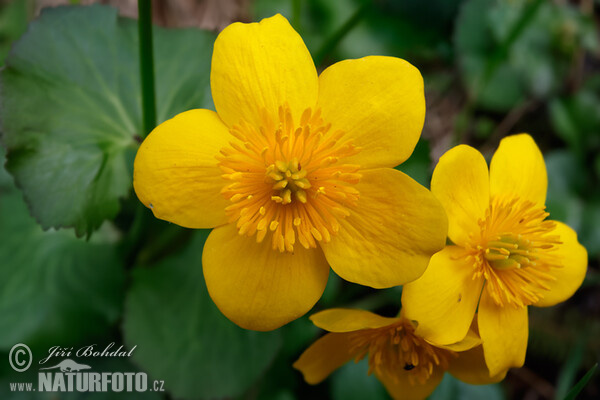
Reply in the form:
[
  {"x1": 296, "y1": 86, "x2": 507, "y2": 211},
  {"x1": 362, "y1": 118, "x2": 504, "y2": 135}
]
[
  {"x1": 138, "y1": 0, "x2": 156, "y2": 136},
  {"x1": 313, "y1": 0, "x2": 371, "y2": 67}
]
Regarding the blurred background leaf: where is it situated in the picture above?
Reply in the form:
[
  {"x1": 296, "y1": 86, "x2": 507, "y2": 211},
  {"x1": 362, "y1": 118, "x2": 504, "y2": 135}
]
[
  {"x1": 429, "y1": 374, "x2": 505, "y2": 400},
  {"x1": 330, "y1": 359, "x2": 388, "y2": 400},
  {"x1": 455, "y1": 0, "x2": 598, "y2": 112}
]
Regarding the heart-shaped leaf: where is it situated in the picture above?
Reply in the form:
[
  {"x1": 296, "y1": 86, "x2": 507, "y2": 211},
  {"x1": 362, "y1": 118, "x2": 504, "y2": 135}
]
[
  {"x1": 0, "y1": 5, "x2": 215, "y2": 236},
  {"x1": 0, "y1": 171, "x2": 125, "y2": 351}
]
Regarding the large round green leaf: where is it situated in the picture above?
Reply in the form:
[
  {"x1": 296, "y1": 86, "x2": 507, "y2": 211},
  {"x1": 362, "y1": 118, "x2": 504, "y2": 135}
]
[
  {"x1": 0, "y1": 181, "x2": 125, "y2": 352},
  {"x1": 123, "y1": 232, "x2": 282, "y2": 399},
  {"x1": 0, "y1": 5, "x2": 215, "y2": 237}
]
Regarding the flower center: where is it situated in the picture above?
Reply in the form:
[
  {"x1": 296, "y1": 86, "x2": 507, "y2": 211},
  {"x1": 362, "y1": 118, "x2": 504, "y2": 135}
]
[
  {"x1": 466, "y1": 196, "x2": 562, "y2": 307},
  {"x1": 484, "y1": 234, "x2": 539, "y2": 270},
  {"x1": 217, "y1": 104, "x2": 361, "y2": 252},
  {"x1": 348, "y1": 318, "x2": 454, "y2": 386},
  {"x1": 266, "y1": 158, "x2": 311, "y2": 205}
]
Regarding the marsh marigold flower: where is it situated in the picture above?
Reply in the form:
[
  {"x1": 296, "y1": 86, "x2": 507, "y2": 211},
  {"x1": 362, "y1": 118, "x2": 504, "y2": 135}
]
[
  {"x1": 402, "y1": 134, "x2": 588, "y2": 377},
  {"x1": 294, "y1": 308, "x2": 500, "y2": 400},
  {"x1": 133, "y1": 14, "x2": 448, "y2": 331}
]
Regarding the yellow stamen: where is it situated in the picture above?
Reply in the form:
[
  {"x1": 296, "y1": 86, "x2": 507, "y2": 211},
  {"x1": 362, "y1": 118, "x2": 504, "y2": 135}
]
[
  {"x1": 465, "y1": 196, "x2": 563, "y2": 307},
  {"x1": 348, "y1": 318, "x2": 454, "y2": 386},
  {"x1": 217, "y1": 104, "x2": 362, "y2": 252}
]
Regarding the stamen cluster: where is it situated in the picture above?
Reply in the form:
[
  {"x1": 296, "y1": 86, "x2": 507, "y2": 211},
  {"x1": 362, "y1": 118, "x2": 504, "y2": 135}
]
[
  {"x1": 348, "y1": 319, "x2": 454, "y2": 386},
  {"x1": 466, "y1": 197, "x2": 562, "y2": 307},
  {"x1": 218, "y1": 104, "x2": 361, "y2": 252}
]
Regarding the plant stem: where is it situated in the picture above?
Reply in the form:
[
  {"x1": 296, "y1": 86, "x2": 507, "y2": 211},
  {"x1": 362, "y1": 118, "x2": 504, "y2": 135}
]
[
  {"x1": 313, "y1": 0, "x2": 371, "y2": 67},
  {"x1": 138, "y1": 0, "x2": 156, "y2": 137}
]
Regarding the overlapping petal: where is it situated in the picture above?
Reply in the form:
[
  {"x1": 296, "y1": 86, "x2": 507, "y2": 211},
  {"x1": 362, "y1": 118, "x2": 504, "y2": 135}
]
[
  {"x1": 133, "y1": 109, "x2": 230, "y2": 229},
  {"x1": 292, "y1": 333, "x2": 355, "y2": 384},
  {"x1": 317, "y1": 56, "x2": 425, "y2": 169},
  {"x1": 535, "y1": 221, "x2": 588, "y2": 307},
  {"x1": 478, "y1": 289, "x2": 528, "y2": 377},
  {"x1": 202, "y1": 223, "x2": 329, "y2": 331},
  {"x1": 402, "y1": 246, "x2": 484, "y2": 345},
  {"x1": 431, "y1": 145, "x2": 490, "y2": 246},
  {"x1": 430, "y1": 327, "x2": 481, "y2": 352},
  {"x1": 310, "y1": 308, "x2": 400, "y2": 332},
  {"x1": 321, "y1": 168, "x2": 447, "y2": 288},
  {"x1": 490, "y1": 134, "x2": 547, "y2": 207},
  {"x1": 376, "y1": 368, "x2": 444, "y2": 400},
  {"x1": 448, "y1": 345, "x2": 507, "y2": 385},
  {"x1": 211, "y1": 14, "x2": 318, "y2": 128}
]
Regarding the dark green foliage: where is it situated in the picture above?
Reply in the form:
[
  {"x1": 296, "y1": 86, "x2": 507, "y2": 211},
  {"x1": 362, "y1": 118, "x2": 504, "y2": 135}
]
[{"x1": 0, "y1": 5, "x2": 215, "y2": 237}]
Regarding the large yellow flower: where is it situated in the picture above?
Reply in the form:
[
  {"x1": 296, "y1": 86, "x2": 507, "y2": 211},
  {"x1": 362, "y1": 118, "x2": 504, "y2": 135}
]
[
  {"x1": 402, "y1": 134, "x2": 588, "y2": 377},
  {"x1": 133, "y1": 15, "x2": 447, "y2": 331},
  {"x1": 294, "y1": 308, "x2": 501, "y2": 400}
]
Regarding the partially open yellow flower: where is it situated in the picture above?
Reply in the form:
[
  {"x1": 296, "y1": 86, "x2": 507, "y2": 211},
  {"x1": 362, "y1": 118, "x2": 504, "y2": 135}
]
[
  {"x1": 294, "y1": 308, "x2": 500, "y2": 400},
  {"x1": 402, "y1": 134, "x2": 588, "y2": 377},
  {"x1": 133, "y1": 14, "x2": 447, "y2": 331}
]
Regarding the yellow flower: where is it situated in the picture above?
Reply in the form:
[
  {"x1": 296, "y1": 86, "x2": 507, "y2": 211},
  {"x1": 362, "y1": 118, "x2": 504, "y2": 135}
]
[
  {"x1": 133, "y1": 15, "x2": 448, "y2": 331},
  {"x1": 294, "y1": 308, "x2": 500, "y2": 400},
  {"x1": 402, "y1": 134, "x2": 588, "y2": 377}
]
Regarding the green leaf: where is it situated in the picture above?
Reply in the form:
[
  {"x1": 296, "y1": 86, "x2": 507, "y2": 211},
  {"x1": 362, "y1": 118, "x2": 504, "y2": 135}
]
[
  {"x1": 0, "y1": 0, "x2": 29, "y2": 65},
  {"x1": 544, "y1": 150, "x2": 585, "y2": 232},
  {"x1": 454, "y1": 0, "x2": 525, "y2": 111},
  {"x1": 563, "y1": 363, "x2": 597, "y2": 400},
  {"x1": 428, "y1": 373, "x2": 505, "y2": 400},
  {"x1": 331, "y1": 359, "x2": 388, "y2": 400},
  {"x1": 0, "y1": 5, "x2": 215, "y2": 237},
  {"x1": 556, "y1": 340, "x2": 585, "y2": 400},
  {"x1": 549, "y1": 88, "x2": 600, "y2": 158},
  {"x1": 123, "y1": 231, "x2": 282, "y2": 399},
  {"x1": 0, "y1": 147, "x2": 13, "y2": 189},
  {"x1": 0, "y1": 183, "x2": 125, "y2": 352},
  {"x1": 580, "y1": 200, "x2": 600, "y2": 258}
]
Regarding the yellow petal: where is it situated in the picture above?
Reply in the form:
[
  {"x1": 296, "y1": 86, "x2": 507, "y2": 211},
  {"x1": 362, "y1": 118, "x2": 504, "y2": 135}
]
[
  {"x1": 430, "y1": 328, "x2": 482, "y2": 352},
  {"x1": 490, "y1": 133, "x2": 547, "y2": 207},
  {"x1": 317, "y1": 56, "x2": 425, "y2": 168},
  {"x1": 402, "y1": 246, "x2": 484, "y2": 345},
  {"x1": 376, "y1": 367, "x2": 444, "y2": 400},
  {"x1": 534, "y1": 221, "x2": 588, "y2": 307},
  {"x1": 321, "y1": 168, "x2": 448, "y2": 288},
  {"x1": 211, "y1": 14, "x2": 318, "y2": 128},
  {"x1": 478, "y1": 289, "x2": 528, "y2": 377},
  {"x1": 448, "y1": 345, "x2": 507, "y2": 385},
  {"x1": 293, "y1": 332, "x2": 355, "y2": 384},
  {"x1": 133, "y1": 109, "x2": 230, "y2": 228},
  {"x1": 202, "y1": 223, "x2": 329, "y2": 331},
  {"x1": 310, "y1": 308, "x2": 400, "y2": 332},
  {"x1": 431, "y1": 145, "x2": 490, "y2": 246}
]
